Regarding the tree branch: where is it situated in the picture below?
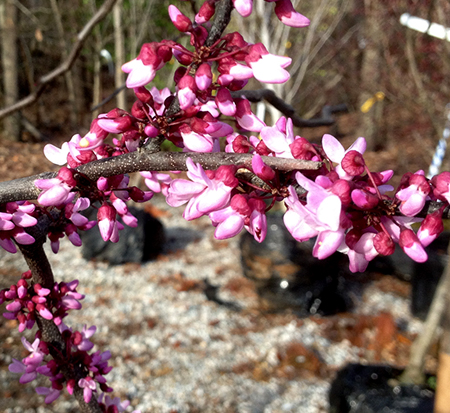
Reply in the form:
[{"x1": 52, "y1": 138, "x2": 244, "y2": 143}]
[
  {"x1": 232, "y1": 89, "x2": 348, "y2": 127},
  {"x1": 0, "y1": 151, "x2": 321, "y2": 203},
  {"x1": 0, "y1": 0, "x2": 118, "y2": 121},
  {"x1": 17, "y1": 217, "x2": 102, "y2": 413}
]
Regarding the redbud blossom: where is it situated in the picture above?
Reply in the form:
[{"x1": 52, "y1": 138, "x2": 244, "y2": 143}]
[
  {"x1": 168, "y1": 5, "x2": 192, "y2": 32},
  {"x1": 399, "y1": 229, "x2": 428, "y2": 263},
  {"x1": 195, "y1": 63, "x2": 213, "y2": 91},
  {"x1": 273, "y1": 0, "x2": 310, "y2": 27},
  {"x1": 417, "y1": 213, "x2": 444, "y2": 247},
  {"x1": 195, "y1": 0, "x2": 216, "y2": 24}
]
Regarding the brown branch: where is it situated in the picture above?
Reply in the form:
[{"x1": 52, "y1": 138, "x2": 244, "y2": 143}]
[
  {"x1": 0, "y1": 151, "x2": 321, "y2": 203},
  {"x1": 17, "y1": 217, "x2": 102, "y2": 413},
  {"x1": 232, "y1": 89, "x2": 348, "y2": 127},
  {"x1": 0, "y1": 0, "x2": 118, "y2": 121}
]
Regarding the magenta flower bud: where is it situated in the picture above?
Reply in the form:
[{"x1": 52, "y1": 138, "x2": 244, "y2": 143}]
[
  {"x1": 331, "y1": 179, "x2": 352, "y2": 206},
  {"x1": 289, "y1": 137, "x2": 315, "y2": 160},
  {"x1": 218, "y1": 58, "x2": 253, "y2": 81},
  {"x1": 97, "y1": 116, "x2": 133, "y2": 134},
  {"x1": 173, "y1": 49, "x2": 193, "y2": 66},
  {"x1": 341, "y1": 150, "x2": 365, "y2": 176},
  {"x1": 373, "y1": 232, "x2": 395, "y2": 256},
  {"x1": 230, "y1": 194, "x2": 251, "y2": 216},
  {"x1": 97, "y1": 177, "x2": 109, "y2": 191},
  {"x1": 351, "y1": 189, "x2": 379, "y2": 209},
  {"x1": 432, "y1": 171, "x2": 450, "y2": 201},
  {"x1": 235, "y1": 98, "x2": 265, "y2": 132},
  {"x1": 215, "y1": 165, "x2": 238, "y2": 188},
  {"x1": 252, "y1": 153, "x2": 275, "y2": 181},
  {"x1": 144, "y1": 124, "x2": 159, "y2": 138},
  {"x1": 131, "y1": 100, "x2": 146, "y2": 119},
  {"x1": 97, "y1": 205, "x2": 116, "y2": 242},
  {"x1": 195, "y1": 0, "x2": 216, "y2": 24},
  {"x1": 6, "y1": 300, "x2": 22, "y2": 312},
  {"x1": 274, "y1": 0, "x2": 310, "y2": 27},
  {"x1": 399, "y1": 229, "x2": 428, "y2": 262},
  {"x1": 417, "y1": 213, "x2": 444, "y2": 247},
  {"x1": 33, "y1": 284, "x2": 50, "y2": 296},
  {"x1": 195, "y1": 63, "x2": 213, "y2": 91},
  {"x1": 231, "y1": 135, "x2": 251, "y2": 153},
  {"x1": 57, "y1": 167, "x2": 77, "y2": 187},
  {"x1": 232, "y1": 0, "x2": 252, "y2": 17},
  {"x1": 215, "y1": 88, "x2": 236, "y2": 116},
  {"x1": 168, "y1": 5, "x2": 192, "y2": 32},
  {"x1": 177, "y1": 75, "x2": 197, "y2": 110},
  {"x1": 133, "y1": 86, "x2": 154, "y2": 104}
]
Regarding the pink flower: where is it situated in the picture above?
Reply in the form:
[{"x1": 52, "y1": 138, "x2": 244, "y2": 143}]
[
  {"x1": 235, "y1": 98, "x2": 265, "y2": 132},
  {"x1": 396, "y1": 172, "x2": 430, "y2": 217},
  {"x1": 177, "y1": 75, "x2": 197, "y2": 110},
  {"x1": 168, "y1": 5, "x2": 192, "y2": 32},
  {"x1": 245, "y1": 43, "x2": 292, "y2": 84},
  {"x1": 417, "y1": 213, "x2": 443, "y2": 247},
  {"x1": 322, "y1": 134, "x2": 367, "y2": 180},
  {"x1": 233, "y1": 0, "x2": 253, "y2": 17},
  {"x1": 97, "y1": 204, "x2": 119, "y2": 242},
  {"x1": 122, "y1": 42, "x2": 172, "y2": 88},
  {"x1": 260, "y1": 117, "x2": 295, "y2": 157},
  {"x1": 35, "y1": 387, "x2": 61, "y2": 404},
  {"x1": 399, "y1": 228, "x2": 428, "y2": 263},
  {"x1": 195, "y1": 63, "x2": 213, "y2": 91},
  {"x1": 166, "y1": 158, "x2": 237, "y2": 220},
  {"x1": 284, "y1": 172, "x2": 344, "y2": 259},
  {"x1": 35, "y1": 167, "x2": 76, "y2": 207}
]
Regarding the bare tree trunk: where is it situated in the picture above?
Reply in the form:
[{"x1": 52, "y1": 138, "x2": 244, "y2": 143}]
[
  {"x1": 49, "y1": 0, "x2": 79, "y2": 127},
  {"x1": 0, "y1": 0, "x2": 20, "y2": 141},
  {"x1": 357, "y1": 0, "x2": 383, "y2": 151},
  {"x1": 113, "y1": 0, "x2": 126, "y2": 109}
]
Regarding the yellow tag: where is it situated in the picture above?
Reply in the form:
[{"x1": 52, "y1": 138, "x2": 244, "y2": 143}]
[
  {"x1": 361, "y1": 91, "x2": 385, "y2": 113},
  {"x1": 361, "y1": 97, "x2": 376, "y2": 113}
]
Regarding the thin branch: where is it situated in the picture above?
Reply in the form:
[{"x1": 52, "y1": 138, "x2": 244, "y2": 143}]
[{"x1": 0, "y1": 0, "x2": 118, "y2": 121}]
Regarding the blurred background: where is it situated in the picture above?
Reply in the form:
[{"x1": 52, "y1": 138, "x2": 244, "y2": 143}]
[{"x1": 1, "y1": 0, "x2": 450, "y2": 182}]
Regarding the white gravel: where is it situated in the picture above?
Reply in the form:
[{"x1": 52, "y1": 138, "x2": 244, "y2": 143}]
[{"x1": 0, "y1": 194, "x2": 421, "y2": 413}]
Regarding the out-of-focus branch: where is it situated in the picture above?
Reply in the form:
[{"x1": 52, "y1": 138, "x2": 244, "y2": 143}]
[
  {"x1": 233, "y1": 89, "x2": 348, "y2": 127},
  {"x1": 0, "y1": 0, "x2": 118, "y2": 121}
]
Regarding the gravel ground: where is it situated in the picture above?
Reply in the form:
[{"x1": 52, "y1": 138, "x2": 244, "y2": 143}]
[{"x1": 0, "y1": 194, "x2": 427, "y2": 413}]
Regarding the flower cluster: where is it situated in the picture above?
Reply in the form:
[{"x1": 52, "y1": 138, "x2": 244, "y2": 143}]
[
  {"x1": 1, "y1": 271, "x2": 85, "y2": 331},
  {"x1": 0, "y1": 201, "x2": 37, "y2": 253},
  {"x1": 3, "y1": 270, "x2": 138, "y2": 411}
]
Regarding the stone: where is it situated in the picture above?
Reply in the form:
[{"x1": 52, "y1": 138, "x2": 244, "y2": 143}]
[
  {"x1": 240, "y1": 212, "x2": 351, "y2": 316},
  {"x1": 329, "y1": 363, "x2": 435, "y2": 413},
  {"x1": 80, "y1": 206, "x2": 165, "y2": 265}
]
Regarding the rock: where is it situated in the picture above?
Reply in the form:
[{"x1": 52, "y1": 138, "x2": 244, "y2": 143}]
[
  {"x1": 240, "y1": 213, "x2": 352, "y2": 316},
  {"x1": 80, "y1": 206, "x2": 165, "y2": 265},
  {"x1": 329, "y1": 363, "x2": 435, "y2": 413}
]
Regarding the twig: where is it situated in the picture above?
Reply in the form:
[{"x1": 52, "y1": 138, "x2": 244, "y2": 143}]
[{"x1": 0, "y1": 0, "x2": 118, "y2": 121}]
